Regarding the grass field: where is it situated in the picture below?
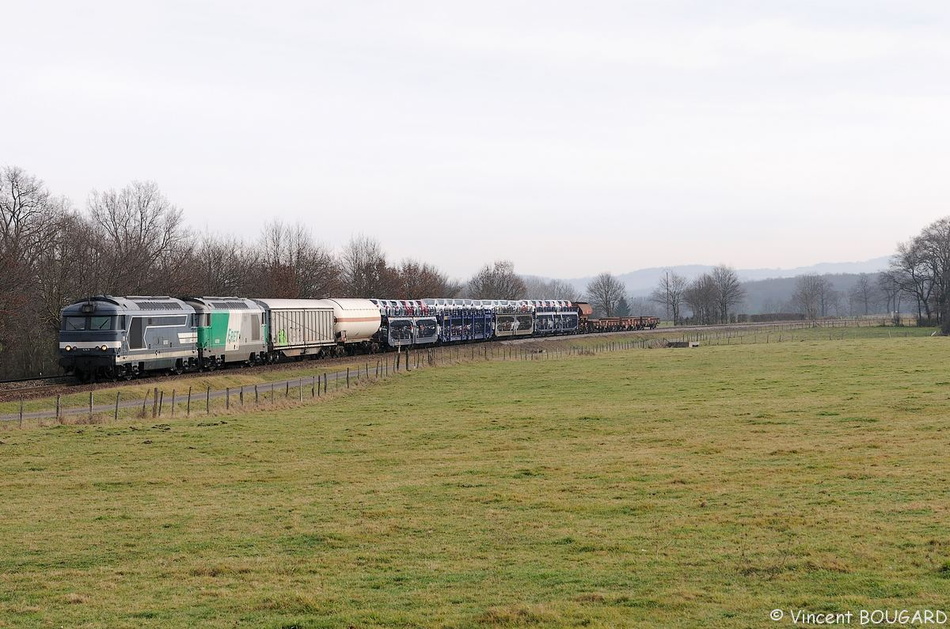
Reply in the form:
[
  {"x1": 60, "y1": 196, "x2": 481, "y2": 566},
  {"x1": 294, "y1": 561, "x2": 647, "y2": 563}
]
[
  {"x1": 1, "y1": 331, "x2": 949, "y2": 627},
  {"x1": 0, "y1": 321, "x2": 926, "y2": 420}
]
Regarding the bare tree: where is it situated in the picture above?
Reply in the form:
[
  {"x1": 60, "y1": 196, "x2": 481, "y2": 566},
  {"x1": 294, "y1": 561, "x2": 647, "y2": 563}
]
[
  {"x1": 522, "y1": 277, "x2": 580, "y2": 301},
  {"x1": 915, "y1": 217, "x2": 950, "y2": 331},
  {"x1": 88, "y1": 181, "x2": 190, "y2": 294},
  {"x1": 848, "y1": 273, "x2": 879, "y2": 316},
  {"x1": 792, "y1": 275, "x2": 836, "y2": 319},
  {"x1": 815, "y1": 277, "x2": 838, "y2": 318},
  {"x1": 467, "y1": 260, "x2": 527, "y2": 300},
  {"x1": 340, "y1": 235, "x2": 397, "y2": 297},
  {"x1": 394, "y1": 259, "x2": 461, "y2": 299},
  {"x1": 0, "y1": 167, "x2": 63, "y2": 377},
  {"x1": 877, "y1": 270, "x2": 903, "y2": 320},
  {"x1": 711, "y1": 265, "x2": 745, "y2": 323},
  {"x1": 888, "y1": 238, "x2": 936, "y2": 324},
  {"x1": 33, "y1": 204, "x2": 96, "y2": 322},
  {"x1": 1, "y1": 167, "x2": 57, "y2": 311},
  {"x1": 684, "y1": 274, "x2": 718, "y2": 324},
  {"x1": 190, "y1": 233, "x2": 261, "y2": 296},
  {"x1": 0, "y1": 166, "x2": 55, "y2": 261},
  {"x1": 586, "y1": 272, "x2": 625, "y2": 317},
  {"x1": 650, "y1": 270, "x2": 687, "y2": 324},
  {"x1": 285, "y1": 224, "x2": 339, "y2": 298}
]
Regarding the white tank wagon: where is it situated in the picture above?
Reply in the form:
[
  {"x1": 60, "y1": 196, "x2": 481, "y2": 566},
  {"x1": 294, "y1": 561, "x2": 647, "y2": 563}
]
[
  {"x1": 252, "y1": 299, "x2": 335, "y2": 359},
  {"x1": 325, "y1": 298, "x2": 382, "y2": 352}
]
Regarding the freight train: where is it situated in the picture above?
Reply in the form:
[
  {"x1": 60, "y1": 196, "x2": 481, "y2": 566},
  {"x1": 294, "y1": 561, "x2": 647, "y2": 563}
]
[{"x1": 59, "y1": 295, "x2": 607, "y2": 381}]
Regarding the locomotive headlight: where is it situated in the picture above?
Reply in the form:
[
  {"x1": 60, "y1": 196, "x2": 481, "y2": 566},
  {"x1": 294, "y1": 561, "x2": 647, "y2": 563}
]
[
  {"x1": 65, "y1": 345, "x2": 73, "y2": 352},
  {"x1": 100, "y1": 345, "x2": 109, "y2": 351}
]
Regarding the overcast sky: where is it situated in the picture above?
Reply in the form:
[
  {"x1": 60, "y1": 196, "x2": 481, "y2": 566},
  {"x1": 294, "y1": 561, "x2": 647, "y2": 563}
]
[{"x1": 5, "y1": 1, "x2": 949, "y2": 280}]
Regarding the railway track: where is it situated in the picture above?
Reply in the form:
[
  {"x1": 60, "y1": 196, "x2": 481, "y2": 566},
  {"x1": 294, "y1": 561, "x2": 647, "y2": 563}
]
[{"x1": 0, "y1": 375, "x2": 74, "y2": 391}]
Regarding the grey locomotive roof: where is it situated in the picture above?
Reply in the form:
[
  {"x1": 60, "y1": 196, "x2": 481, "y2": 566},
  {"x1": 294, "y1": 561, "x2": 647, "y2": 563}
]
[
  {"x1": 182, "y1": 297, "x2": 263, "y2": 311},
  {"x1": 62, "y1": 295, "x2": 195, "y2": 315}
]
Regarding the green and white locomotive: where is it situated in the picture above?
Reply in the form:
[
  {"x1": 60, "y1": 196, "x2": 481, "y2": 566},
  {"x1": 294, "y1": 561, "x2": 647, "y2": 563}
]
[{"x1": 182, "y1": 297, "x2": 267, "y2": 369}]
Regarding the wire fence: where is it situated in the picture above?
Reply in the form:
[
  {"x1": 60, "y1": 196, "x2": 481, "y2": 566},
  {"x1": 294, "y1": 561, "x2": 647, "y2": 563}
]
[{"x1": 0, "y1": 318, "x2": 919, "y2": 428}]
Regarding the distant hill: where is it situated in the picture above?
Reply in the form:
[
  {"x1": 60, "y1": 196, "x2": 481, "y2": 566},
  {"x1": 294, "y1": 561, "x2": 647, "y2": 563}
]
[{"x1": 564, "y1": 256, "x2": 891, "y2": 297}]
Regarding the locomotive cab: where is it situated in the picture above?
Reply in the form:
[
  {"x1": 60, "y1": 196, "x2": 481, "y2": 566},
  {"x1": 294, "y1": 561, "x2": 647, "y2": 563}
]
[{"x1": 59, "y1": 299, "x2": 126, "y2": 381}]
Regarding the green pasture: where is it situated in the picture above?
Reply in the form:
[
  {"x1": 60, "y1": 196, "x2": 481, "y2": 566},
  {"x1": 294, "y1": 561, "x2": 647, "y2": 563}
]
[{"x1": 1, "y1": 332, "x2": 948, "y2": 627}]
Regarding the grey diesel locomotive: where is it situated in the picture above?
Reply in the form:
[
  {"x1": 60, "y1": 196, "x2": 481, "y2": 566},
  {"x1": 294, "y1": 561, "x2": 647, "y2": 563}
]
[{"x1": 59, "y1": 296, "x2": 198, "y2": 381}]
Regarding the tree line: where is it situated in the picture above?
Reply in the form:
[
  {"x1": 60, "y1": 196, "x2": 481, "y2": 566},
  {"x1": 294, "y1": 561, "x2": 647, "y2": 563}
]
[
  {"x1": 647, "y1": 213, "x2": 950, "y2": 327},
  {"x1": 883, "y1": 217, "x2": 950, "y2": 332},
  {"x1": 648, "y1": 267, "x2": 900, "y2": 324},
  {"x1": 647, "y1": 265, "x2": 746, "y2": 325}
]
